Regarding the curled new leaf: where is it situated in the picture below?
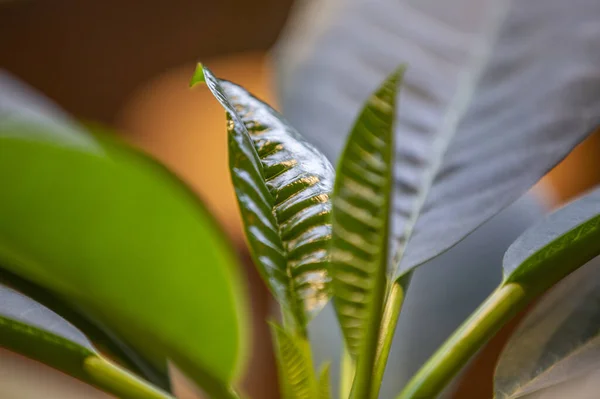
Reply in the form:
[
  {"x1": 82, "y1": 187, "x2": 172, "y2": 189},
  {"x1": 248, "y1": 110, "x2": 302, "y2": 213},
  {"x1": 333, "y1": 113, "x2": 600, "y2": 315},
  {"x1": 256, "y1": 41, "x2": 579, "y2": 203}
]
[
  {"x1": 193, "y1": 64, "x2": 335, "y2": 333},
  {"x1": 270, "y1": 322, "x2": 317, "y2": 399},
  {"x1": 318, "y1": 363, "x2": 332, "y2": 399}
]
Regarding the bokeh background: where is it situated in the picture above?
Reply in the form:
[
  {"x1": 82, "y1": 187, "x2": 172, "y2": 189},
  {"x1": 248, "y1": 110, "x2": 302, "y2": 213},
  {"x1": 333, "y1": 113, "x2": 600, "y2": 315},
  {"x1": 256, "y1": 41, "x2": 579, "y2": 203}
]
[{"x1": 1, "y1": 1, "x2": 600, "y2": 398}]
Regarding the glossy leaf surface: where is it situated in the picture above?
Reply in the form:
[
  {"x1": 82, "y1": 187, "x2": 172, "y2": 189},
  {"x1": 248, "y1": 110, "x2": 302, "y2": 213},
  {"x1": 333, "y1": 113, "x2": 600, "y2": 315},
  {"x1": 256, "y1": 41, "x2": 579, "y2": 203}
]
[
  {"x1": 331, "y1": 68, "x2": 401, "y2": 360},
  {"x1": 503, "y1": 186, "x2": 600, "y2": 284},
  {"x1": 0, "y1": 73, "x2": 247, "y2": 397},
  {"x1": 193, "y1": 65, "x2": 335, "y2": 332},
  {"x1": 495, "y1": 257, "x2": 600, "y2": 398},
  {"x1": 0, "y1": 284, "x2": 173, "y2": 399},
  {"x1": 270, "y1": 322, "x2": 317, "y2": 399},
  {"x1": 276, "y1": 0, "x2": 600, "y2": 279}
]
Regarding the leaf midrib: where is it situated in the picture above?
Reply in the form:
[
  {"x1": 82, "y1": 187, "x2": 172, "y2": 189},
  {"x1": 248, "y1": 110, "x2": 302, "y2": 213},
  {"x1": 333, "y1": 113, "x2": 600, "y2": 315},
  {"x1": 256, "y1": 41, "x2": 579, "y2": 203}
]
[{"x1": 392, "y1": 0, "x2": 513, "y2": 278}]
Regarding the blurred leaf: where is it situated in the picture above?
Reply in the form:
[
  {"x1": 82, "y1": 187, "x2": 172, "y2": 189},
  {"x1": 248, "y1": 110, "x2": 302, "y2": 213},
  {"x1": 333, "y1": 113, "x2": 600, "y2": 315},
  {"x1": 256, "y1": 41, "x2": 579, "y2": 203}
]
[
  {"x1": 270, "y1": 322, "x2": 317, "y2": 399},
  {"x1": 503, "y1": 186, "x2": 600, "y2": 285},
  {"x1": 194, "y1": 65, "x2": 335, "y2": 334},
  {"x1": 276, "y1": 0, "x2": 600, "y2": 279},
  {"x1": 0, "y1": 73, "x2": 247, "y2": 398},
  {"x1": 318, "y1": 363, "x2": 332, "y2": 399},
  {"x1": 495, "y1": 257, "x2": 600, "y2": 398},
  {"x1": 331, "y1": 67, "x2": 402, "y2": 358},
  {"x1": 0, "y1": 267, "x2": 172, "y2": 390},
  {"x1": 0, "y1": 284, "x2": 173, "y2": 399}
]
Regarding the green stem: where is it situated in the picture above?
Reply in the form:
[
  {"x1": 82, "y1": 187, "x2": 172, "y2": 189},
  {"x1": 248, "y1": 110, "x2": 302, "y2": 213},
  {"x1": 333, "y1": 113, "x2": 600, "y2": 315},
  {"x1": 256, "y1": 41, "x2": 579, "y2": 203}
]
[
  {"x1": 84, "y1": 355, "x2": 175, "y2": 399},
  {"x1": 370, "y1": 276, "x2": 411, "y2": 399},
  {"x1": 397, "y1": 282, "x2": 527, "y2": 399},
  {"x1": 340, "y1": 344, "x2": 356, "y2": 399}
]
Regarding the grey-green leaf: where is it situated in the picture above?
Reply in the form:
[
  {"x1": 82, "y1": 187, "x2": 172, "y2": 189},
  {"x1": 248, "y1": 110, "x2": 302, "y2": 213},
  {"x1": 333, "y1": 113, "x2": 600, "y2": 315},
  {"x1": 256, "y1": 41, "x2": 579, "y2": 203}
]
[
  {"x1": 495, "y1": 257, "x2": 600, "y2": 398},
  {"x1": 331, "y1": 67, "x2": 402, "y2": 358},
  {"x1": 503, "y1": 186, "x2": 600, "y2": 284},
  {"x1": 270, "y1": 322, "x2": 317, "y2": 399},
  {"x1": 194, "y1": 65, "x2": 335, "y2": 332},
  {"x1": 276, "y1": 0, "x2": 600, "y2": 279}
]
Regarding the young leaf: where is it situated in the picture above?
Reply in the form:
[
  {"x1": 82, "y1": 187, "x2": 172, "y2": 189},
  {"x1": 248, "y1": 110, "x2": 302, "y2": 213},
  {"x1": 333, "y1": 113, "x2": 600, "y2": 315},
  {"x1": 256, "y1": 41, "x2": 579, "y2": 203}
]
[
  {"x1": 193, "y1": 65, "x2": 335, "y2": 334},
  {"x1": 330, "y1": 67, "x2": 402, "y2": 398},
  {"x1": 399, "y1": 186, "x2": 600, "y2": 398},
  {"x1": 0, "y1": 74, "x2": 247, "y2": 398},
  {"x1": 270, "y1": 322, "x2": 318, "y2": 399},
  {"x1": 276, "y1": 0, "x2": 600, "y2": 279},
  {"x1": 0, "y1": 284, "x2": 174, "y2": 399},
  {"x1": 318, "y1": 363, "x2": 333, "y2": 399},
  {"x1": 495, "y1": 257, "x2": 600, "y2": 398}
]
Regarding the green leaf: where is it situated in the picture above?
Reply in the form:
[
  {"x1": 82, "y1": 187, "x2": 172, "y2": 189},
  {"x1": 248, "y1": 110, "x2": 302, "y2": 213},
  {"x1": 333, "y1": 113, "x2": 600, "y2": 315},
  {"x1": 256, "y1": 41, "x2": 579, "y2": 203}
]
[
  {"x1": 0, "y1": 284, "x2": 174, "y2": 399},
  {"x1": 398, "y1": 186, "x2": 600, "y2": 399},
  {"x1": 0, "y1": 266, "x2": 172, "y2": 391},
  {"x1": 318, "y1": 362, "x2": 333, "y2": 399},
  {"x1": 0, "y1": 74, "x2": 247, "y2": 398},
  {"x1": 276, "y1": 0, "x2": 600, "y2": 280},
  {"x1": 330, "y1": 67, "x2": 403, "y2": 398},
  {"x1": 270, "y1": 322, "x2": 317, "y2": 399},
  {"x1": 503, "y1": 186, "x2": 600, "y2": 286},
  {"x1": 495, "y1": 257, "x2": 600, "y2": 398},
  {"x1": 194, "y1": 64, "x2": 335, "y2": 334}
]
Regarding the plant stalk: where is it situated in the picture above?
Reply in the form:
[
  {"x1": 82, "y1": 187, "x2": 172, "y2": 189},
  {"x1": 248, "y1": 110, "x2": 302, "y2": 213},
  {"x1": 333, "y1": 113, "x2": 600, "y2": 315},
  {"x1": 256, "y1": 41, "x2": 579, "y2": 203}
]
[
  {"x1": 340, "y1": 344, "x2": 356, "y2": 399},
  {"x1": 84, "y1": 356, "x2": 176, "y2": 399},
  {"x1": 370, "y1": 276, "x2": 411, "y2": 399},
  {"x1": 397, "y1": 282, "x2": 527, "y2": 399}
]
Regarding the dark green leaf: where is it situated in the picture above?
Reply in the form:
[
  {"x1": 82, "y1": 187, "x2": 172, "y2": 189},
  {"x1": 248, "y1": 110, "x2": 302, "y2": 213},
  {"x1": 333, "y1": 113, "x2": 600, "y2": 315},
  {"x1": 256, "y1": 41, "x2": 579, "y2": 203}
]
[
  {"x1": 276, "y1": 0, "x2": 600, "y2": 279},
  {"x1": 270, "y1": 322, "x2": 317, "y2": 399},
  {"x1": 0, "y1": 266, "x2": 171, "y2": 391},
  {"x1": 0, "y1": 284, "x2": 173, "y2": 399},
  {"x1": 503, "y1": 186, "x2": 600, "y2": 285},
  {"x1": 0, "y1": 73, "x2": 247, "y2": 398},
  {"x1": 495, "y1": 257, "x2": 600, "y2": 398},
  {"x1": 194, "y1": 65, "x2": 334, "y2": 334},
  {"x1": 331, "y1": 67, "x2": 402, "y2": 398}
]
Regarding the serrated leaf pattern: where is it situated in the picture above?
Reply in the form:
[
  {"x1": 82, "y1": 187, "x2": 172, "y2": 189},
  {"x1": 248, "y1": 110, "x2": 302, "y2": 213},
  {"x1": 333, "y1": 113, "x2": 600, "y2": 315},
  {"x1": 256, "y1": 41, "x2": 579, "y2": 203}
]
[
  {"x1": 270, "y1": 323, "x2": 317, "y2": 399},
  {"x1": 331, "y1": 68, "x2": 403, "y2": 357}
]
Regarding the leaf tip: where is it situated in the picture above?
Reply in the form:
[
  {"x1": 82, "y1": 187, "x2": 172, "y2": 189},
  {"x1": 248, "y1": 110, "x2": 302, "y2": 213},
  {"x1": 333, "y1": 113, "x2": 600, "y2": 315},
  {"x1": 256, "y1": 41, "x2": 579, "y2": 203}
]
[{"x1": 190, "y1": 63, "x2": 206, "y2": 88}]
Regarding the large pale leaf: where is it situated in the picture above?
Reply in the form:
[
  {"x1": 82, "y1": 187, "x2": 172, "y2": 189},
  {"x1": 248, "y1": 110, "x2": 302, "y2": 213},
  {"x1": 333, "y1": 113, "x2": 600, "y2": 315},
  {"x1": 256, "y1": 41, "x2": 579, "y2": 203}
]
[
  {"x1": 495, "y1": 256, "x2": 600, "y2": 398},
  {"x1": 503, "y1": 186, "x2": 600, "y2": 285},
  {"x1": 330, "y1": 68, "x2": 401, "y2": 359},
  {"x1": 275, "y1": 0, "x2": 600, "y2": 278},
  {"x1": 270, "y1": 322, "x2": 317, "y2": 399},
  {"x1": 0, "y1": 284, "x2": 173, "y2": 399},
  {"x1": 192, "y1": 65, "x2": 335, "y2": 333},
  {"x1": 0, "y1": 73, "x2": 247, "y2": 398}
]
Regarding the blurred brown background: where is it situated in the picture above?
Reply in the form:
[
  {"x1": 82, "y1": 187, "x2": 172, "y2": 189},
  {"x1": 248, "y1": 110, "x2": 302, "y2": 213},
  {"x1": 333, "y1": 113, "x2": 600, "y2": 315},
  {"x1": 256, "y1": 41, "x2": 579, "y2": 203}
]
[{"x1": 1, "y1": 0, "x2": 600, "y2": 398}]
